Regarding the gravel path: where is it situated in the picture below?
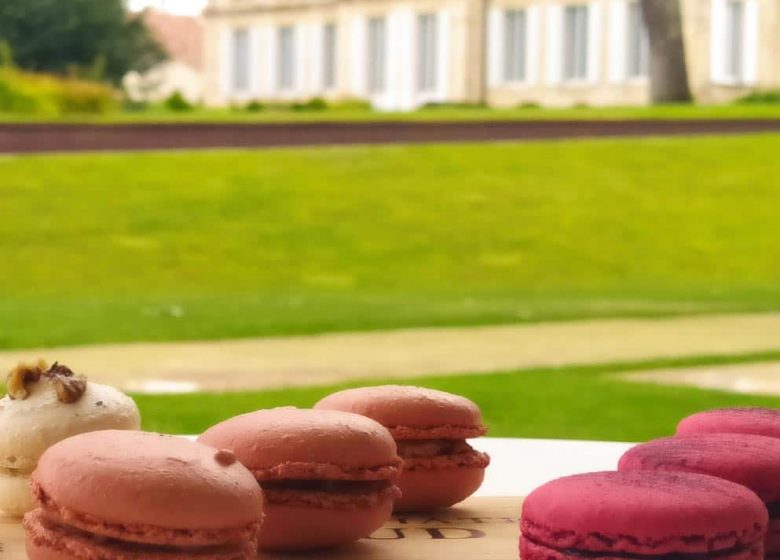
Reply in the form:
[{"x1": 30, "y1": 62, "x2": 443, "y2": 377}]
[
  {"x1": 622, "y1": 361, "x2": 780, "y2": 396},
  {"x1": 1, "y1": 312, "x2": 779, "y2": 393}
]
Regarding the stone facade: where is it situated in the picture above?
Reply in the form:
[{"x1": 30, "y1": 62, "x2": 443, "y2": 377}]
[{"x1": 203, "y1": 0, "x2": 779, "y2": 109}]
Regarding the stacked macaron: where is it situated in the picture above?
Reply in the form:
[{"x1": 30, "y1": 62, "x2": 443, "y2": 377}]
[
  {"x1": 199, "y1": 407, "x2": 403, "y2": 551},
  {"x1": 677, "y1": 407, "x2": 780, "y2": 439},
  {"x1": 315, "y1": 385, "x2": 491, "y2": 511},
  {"x1": 24, "y1": 430, "x2": 263, "y2": 560},
  {"x1": 619, "y1": 433, "x2": 780, "y2": 558},
  {"x1": 521, "y1": 406, "x2": 780, "y2": 560}
]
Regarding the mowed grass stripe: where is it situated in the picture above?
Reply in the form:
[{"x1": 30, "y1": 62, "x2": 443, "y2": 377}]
[
  {"x1": 1, "y1": 134, "x2": 779, "y2": 348},
  {"x1": 132, "y1": 352, "x2": 780, "y2": 439}
]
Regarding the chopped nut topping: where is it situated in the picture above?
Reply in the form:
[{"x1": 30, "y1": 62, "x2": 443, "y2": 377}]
[
  {"x1": 4, "y1": 360, "x2": 87, "y2": 403},
  {"x1": 6, "y1": 360, "x2": 47, "y2": 400},
  {"x1": 45, "y1": 362, "x2": 87, "y2": 403}
]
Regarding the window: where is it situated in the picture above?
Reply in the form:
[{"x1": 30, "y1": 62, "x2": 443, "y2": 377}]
[
  {"x1": 626, "y1": 1, "x2": 649, "y2": 78},
  {"x1": 503, "y1": 9, "x2": 528, "y2": 82},
  {"x1": 277, "y1": 26, "x2": 295, "y2": 91},
  {"x1": 725, "y1": 0, "x2": 745, "y2": 81},
  {"x1": 322, "y1": 23, "x2": 337, "y2": 90},
  {"x1": 231, "y1": 28, "x2": 250, "y2": 93},
  {"x1": 417, "y1": 14, "x2": 438, "y2": 92},
  {"x1": 367, "y1": 17, "x2": 387, "y2": 93},
  {"x1": 563, "y1": 5, "x2": 588, "y2": 81}
]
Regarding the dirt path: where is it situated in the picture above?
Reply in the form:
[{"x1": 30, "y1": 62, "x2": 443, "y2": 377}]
[
  {"x1": 622, "y1": 361, "x2": 780, "y2": 396},
  {"x1": 1, "y1": 312, "x2": 779, "y2": 393},
  {"x1": 3, "y1": 119, "x2": 780, "y2": 154}
]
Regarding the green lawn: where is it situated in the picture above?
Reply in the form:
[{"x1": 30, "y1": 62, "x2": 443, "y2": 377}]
[
  {"x1": 2, "y1": 134, "x2": 780, "y2": 349},
  {"x1": 132, "y1": 353, "x2": 780, "y2": 439},
  {"x1": 2, "y1": 103, "x2": 780, "y2": 124}
]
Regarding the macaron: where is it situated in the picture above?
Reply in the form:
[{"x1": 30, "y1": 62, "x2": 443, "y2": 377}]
[
  {"x1": 521, "y1": 471, "x2": 767, "y2": 560},
  {"x1": 314, "y1": 385, "x2": 490, "y2": 512},
  {"x1": 23, "y1": 430, "x2": 263, "y2": 560},
  {"x1": 0, "y1": 361, "x2": 141, "y2": 516},
  {"x1": 198, "y1": 407, "x2": 402, "y2": 551},
  {"x1": 619, "y1": 434, "x2": 780, "y2": 557},
  {"x1": 677, "y1": 407, "x2": 780, "y2": 438}
]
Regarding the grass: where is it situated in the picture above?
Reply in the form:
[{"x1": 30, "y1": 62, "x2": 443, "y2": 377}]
[
  {"x1": 2, "y1": 103, "x2": 780, "y2": 124},
  {"x1": 131, "y1": 352, "x2": 780, "y2": 439},
  {"x1": 2, "y1": 134, "x2": 780, "y2": 349}
]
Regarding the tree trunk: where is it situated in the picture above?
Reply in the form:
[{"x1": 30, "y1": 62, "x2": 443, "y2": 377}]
[{"x1": 640, "y1": 0, "x2": 694, "y2": 103}]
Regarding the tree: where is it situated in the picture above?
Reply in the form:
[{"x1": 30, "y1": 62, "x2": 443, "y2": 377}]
[
  {"x1": 0, "y1": 0, "x2": 166, "y2": 84},
  {"x1": 640, "y1": 0, "x2": 693, "y2": 103}
]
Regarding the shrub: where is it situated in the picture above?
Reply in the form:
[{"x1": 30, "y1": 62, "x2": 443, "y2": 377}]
[
  {"x1": 164, "y1": 90, "x2": 193, "y2": 112},
  {"x1": 0, "y1": 67, "x2": 117, "y2": 115},
  {"x1": 244, "y1": 100, "x2": 265, "y2": 112},
  {"x1": 54, "y1": 77, "x2": 118, "y2": 113},
  {"x1": 291, "y1": 97, "x2": 328, "y2": 111},
  {"x1": 517, "y1": 101, "x2": 542, "y2": 109},
  {"x1": 736, "y1": 90, "x2": 780, "y2": 104}
]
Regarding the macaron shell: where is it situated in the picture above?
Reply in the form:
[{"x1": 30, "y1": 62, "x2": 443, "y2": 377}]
[
  {"x1": 0, "y1": 473, "x2": 34, "y2": 516},
  {"x1": 394, "y1": 466, "x2": 486, "y2": 512},
  {"x1": 24, "y1": 510, "x2": 256, "y2": 560},
  {"x1": 0, "y1": 381, "x2": 141, "y2": 472},
  {"x1": 677, "y1": 408, "x2": 780, "y2": 439},
  {"x1": 315, "y1": 386, "x2": 485, "y2": 434},
  {"x1": 258, "y1": 498, "x2": 394, "y2": 551},
  {"x1": 33, "y1": 430, "x2": 263, "y2": 532},
  {"x1": 520, "y1": 533, "x2": 764, "y2": 560},
  {"x1": 521, "y1": 471, "x2": 768, "y2": 556},
  {"x1": 619, "y1": 434, "x2": 780, "y2": 503},
  {"x1": 198, "y1": 408, "x2": 398, "y2": 472}
]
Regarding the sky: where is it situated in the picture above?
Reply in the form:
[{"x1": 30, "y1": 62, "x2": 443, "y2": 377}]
[{"x1": 127, "y1": 0, "x2": 208, "y2": 16}]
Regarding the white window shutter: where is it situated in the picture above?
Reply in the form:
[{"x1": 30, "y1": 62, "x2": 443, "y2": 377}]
[
  {"x1": 527, "y1": 6, "x2": 541, "y2": 84},
  {"x1": 310, "y1": 23, "x2": 324, "y2": 95},
  {"x1": 260, "y1": 25, "x2": 274, "y2": 97},
  {"x1": 710, "y1": 0, "x2": 727, "y2": 84},
  {"x1": 587, "y1": 1, "x2": 602, "y2": 83},
  {"x1": 250, "y1": 27, "x2": 261, "y2": 96},
  {"x1": 743, "y1": 0, "x2": 759, "y2": 84},
  {"x1": 350, "y1": 17, "x2": 367, "y2": 96},
  {"x1": 220, "y1": 27, "x2": 231, "y2": 96},
  {"x1": 608, "y1": 0, "x2": 627, "y2": 83},
  {"x1": 546, "y1": 4, "x2": 563, "y2": 84},
  {"x1": 488, "y1": 8, "x2": 503, "y2": 87},
  {"x1": 438, "y1": 10, "x2": 451, "y2": 99},
  {"x1": 389, "y1": 7, "x2": 414, "y2": 110}
]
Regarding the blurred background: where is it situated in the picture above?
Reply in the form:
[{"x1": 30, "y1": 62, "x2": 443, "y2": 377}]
[{"x1": 1, "y1": 0, "x2": 779, "y2": 440}]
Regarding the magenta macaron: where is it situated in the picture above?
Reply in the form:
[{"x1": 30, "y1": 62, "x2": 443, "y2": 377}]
[
  {"x1": 520, "y1": 471, "x2": 767, "y2": 560},
  {"x1": 677, "y1": 407, "x2": 780, "y2": 439},
  {"x1": 619, "y1": 433, "x2": 780, "y2": 558}
]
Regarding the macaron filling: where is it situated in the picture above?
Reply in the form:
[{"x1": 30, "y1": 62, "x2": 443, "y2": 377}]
[
  {"x1": 257, "y1": 476, "x2": 400, "y2": 509},
  {"x1": 29, "y1": 483, "x2": 259, "y2": 554},
  {"x1": 396, "y1": 439, "x2": 490, "y2": 471},
  {"x1": 25, "y1": 511, "x2": 257, "y2": 558}
]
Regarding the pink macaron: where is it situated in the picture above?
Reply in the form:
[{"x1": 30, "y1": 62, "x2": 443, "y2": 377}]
[
  {"x1": 199, "y1": 407, "x2": 402, "y2": 552},
  {"x1": 315, "y1": 385, "x2": 490, "y2": 512},
  {"x1": 23, "y1": 430, "x2": 264, "y2": 560},
  {"x1": 521, "y1": 470, "x2": 767, "y2": 560},
  {"x1": 619, "y1": 433, "x2": 780, "y2": 557},
  {"x1": 677, "y1": 407, "x2": 780, "y2": 438}
]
